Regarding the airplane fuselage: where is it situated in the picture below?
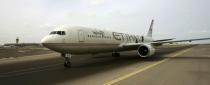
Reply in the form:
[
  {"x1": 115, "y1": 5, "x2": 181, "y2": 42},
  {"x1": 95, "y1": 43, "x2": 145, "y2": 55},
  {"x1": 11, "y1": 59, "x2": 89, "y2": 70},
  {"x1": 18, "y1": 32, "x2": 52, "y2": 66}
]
[{"x1": 41, "y1": 26, "x2": 153, "y2": 54}]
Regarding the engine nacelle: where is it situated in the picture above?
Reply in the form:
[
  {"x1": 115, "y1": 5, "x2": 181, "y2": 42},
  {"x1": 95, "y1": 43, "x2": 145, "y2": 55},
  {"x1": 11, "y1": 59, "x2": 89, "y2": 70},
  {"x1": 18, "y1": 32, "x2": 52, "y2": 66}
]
[{"x1": 137, "y1": 44, "x2": 155, "y2": 57}]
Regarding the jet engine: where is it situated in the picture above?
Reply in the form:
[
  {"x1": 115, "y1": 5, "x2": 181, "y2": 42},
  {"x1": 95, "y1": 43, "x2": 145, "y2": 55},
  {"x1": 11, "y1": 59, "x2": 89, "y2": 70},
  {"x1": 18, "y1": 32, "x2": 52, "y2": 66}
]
[{"x1": 137, "y1": 44, "x2": 155, "y2": 57}]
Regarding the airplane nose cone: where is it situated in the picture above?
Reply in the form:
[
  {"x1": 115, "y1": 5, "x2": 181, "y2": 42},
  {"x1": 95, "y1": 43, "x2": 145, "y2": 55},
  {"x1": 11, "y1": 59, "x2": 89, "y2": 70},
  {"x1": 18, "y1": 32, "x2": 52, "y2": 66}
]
[
  {"x1": 41, "y1": 36, "x2": 51, "y2": 47},
  {"x1": 41, "y1": 37, "x2": 48, "y2": 43}
]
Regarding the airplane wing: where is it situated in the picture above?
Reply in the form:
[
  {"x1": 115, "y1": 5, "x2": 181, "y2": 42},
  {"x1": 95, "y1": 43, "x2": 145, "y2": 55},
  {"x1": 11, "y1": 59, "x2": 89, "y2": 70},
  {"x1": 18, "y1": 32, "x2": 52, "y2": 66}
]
[
  {"x1": 152, "y1": 38, "x2": 175, "y2": 42},
  {"x1": 152, "y1": 38, "x2": 210, "y2": 44},
  {"x1": 120, "y1": 20, "x2": 210, "y2": 48},
  {"x1": 152, "y1": 37, "x2": 210, "y2": 46},
  {"x1": 120, "y1": 38, "x2": 210, "y2": 48}
]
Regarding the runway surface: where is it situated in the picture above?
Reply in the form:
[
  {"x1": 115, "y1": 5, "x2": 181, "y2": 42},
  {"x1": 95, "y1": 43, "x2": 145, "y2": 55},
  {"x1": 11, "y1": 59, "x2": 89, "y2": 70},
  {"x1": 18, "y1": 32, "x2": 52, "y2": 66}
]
[{"x1": 0, "y1": 45, "x2": 210, "y2": 85}]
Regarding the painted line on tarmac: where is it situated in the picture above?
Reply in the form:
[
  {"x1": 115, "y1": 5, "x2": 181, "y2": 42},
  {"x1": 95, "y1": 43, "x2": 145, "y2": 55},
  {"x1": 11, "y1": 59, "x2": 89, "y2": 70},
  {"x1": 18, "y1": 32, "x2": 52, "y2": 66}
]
[{"x1": 103, "y1": 47, "x2": 194, "y2": 85}]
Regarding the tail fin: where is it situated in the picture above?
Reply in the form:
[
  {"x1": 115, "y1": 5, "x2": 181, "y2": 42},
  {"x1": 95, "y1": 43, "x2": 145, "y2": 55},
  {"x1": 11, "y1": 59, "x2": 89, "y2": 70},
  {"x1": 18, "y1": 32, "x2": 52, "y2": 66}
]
[{"x1": 147, "y1": 19, "x2": 154, "y2": 37}]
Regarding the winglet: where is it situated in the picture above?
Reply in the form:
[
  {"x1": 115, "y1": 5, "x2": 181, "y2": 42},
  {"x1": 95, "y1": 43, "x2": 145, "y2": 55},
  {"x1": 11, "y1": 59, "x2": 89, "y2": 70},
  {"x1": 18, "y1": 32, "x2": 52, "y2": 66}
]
[{"x1": 147, "y1": 19, "x2": 154, "y2": 37}]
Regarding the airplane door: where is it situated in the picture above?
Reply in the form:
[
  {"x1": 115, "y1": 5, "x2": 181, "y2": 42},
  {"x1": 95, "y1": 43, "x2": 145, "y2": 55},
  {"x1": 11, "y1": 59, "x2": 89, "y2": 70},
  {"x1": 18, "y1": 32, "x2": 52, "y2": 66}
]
[{"x1": 78, "y1": 30, "x2": 85, "y2": 42}]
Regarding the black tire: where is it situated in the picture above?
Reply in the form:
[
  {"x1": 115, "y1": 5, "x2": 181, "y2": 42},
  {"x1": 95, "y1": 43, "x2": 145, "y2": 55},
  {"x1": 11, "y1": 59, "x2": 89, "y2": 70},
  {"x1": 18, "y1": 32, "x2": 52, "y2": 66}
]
[
  {"x1": 112, "y1": 53, "x2": 120, "y2": 57},
  {"x1": 64, "y1": 61, "x2": 71, "y2": 68}
]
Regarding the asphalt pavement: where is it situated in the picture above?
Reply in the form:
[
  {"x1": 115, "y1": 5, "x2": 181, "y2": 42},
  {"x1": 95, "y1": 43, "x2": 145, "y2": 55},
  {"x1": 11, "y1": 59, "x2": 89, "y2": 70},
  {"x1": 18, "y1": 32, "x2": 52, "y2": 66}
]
[{"x1": 0, "y1": 45, "x2": 209, "y2": 85}]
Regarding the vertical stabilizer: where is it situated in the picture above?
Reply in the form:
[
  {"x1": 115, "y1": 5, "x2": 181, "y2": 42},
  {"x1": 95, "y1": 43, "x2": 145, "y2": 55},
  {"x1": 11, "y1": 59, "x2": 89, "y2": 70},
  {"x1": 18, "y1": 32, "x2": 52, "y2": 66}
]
[{"x1": 147, "y1": 19, "x2": 154, "y2": 37}]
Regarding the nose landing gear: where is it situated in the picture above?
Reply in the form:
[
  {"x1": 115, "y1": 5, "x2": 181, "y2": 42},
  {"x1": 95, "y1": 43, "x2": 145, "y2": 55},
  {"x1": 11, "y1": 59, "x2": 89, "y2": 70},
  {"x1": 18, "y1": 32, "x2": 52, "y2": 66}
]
[{"x1": 62, "y1": 53, "x2": 72, "y2": 68}]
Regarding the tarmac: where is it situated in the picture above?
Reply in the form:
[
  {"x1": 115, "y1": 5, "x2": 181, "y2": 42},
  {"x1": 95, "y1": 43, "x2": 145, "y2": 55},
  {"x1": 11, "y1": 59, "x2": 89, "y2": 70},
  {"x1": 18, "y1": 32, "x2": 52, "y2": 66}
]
[{"x1": 0, "y1": 45, "x2": 210, "y2": 85}]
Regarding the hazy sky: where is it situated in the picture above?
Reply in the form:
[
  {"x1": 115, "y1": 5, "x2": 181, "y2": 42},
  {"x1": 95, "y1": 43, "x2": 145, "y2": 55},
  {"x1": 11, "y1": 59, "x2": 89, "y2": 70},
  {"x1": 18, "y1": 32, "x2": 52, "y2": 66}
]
[{"x1": 0, "y1": 0, "x2": 210, "y2": 44}]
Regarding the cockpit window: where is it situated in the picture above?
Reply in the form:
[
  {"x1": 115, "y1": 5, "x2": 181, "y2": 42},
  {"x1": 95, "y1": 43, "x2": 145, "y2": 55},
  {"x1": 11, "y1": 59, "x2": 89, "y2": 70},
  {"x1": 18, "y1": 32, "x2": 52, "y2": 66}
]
[
  {"x1": 50, "y1": 31, "x2": 66, "y2": 35},
  {"x1": 61, "y1": 31, "x2": 65, "y2": 35},
  {"x1": 57, "y1": 31, "x2": 62, "y2": 35},
  {"x1": 50, "y1": 31, "x2": 57, "y2": 35}
]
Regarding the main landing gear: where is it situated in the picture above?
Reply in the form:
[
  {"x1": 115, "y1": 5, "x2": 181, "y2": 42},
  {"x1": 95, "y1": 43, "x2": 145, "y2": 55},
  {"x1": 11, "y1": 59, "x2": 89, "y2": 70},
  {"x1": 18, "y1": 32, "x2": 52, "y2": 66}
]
[
  {"x1": 112, "y1": 52, "x2": 120, "y2": 57},
  {"x1": 62, "y1": 53, "x2": 72, "y2": 68}
]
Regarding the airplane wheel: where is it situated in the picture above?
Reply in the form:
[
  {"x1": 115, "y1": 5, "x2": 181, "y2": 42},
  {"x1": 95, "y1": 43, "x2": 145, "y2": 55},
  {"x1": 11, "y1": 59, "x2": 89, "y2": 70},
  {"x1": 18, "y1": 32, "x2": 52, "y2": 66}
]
[
  {"x1": 64, "y1": 61, "x2": 71, "y2": 68},
  {"x1": 112, "y1": 53, "x2": 120, "y2": 57},
  {"x1": 63, "y1": 53, "x2": 72, "y2": 68}
]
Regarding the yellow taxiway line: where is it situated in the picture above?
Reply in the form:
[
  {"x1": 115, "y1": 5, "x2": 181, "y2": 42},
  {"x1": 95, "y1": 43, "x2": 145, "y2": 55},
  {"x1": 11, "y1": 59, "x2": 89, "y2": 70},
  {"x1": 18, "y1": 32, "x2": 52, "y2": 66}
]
[{"x1": 103, "y1": 47, "x2": 194, "y2": 85}]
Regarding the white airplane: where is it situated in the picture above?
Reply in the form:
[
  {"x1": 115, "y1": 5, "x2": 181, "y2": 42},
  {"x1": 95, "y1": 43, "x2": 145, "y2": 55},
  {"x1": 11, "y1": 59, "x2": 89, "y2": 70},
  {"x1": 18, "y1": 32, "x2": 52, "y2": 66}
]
[{"x1": 41, "y1": 20, "x2": 210, "y2": 68}]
